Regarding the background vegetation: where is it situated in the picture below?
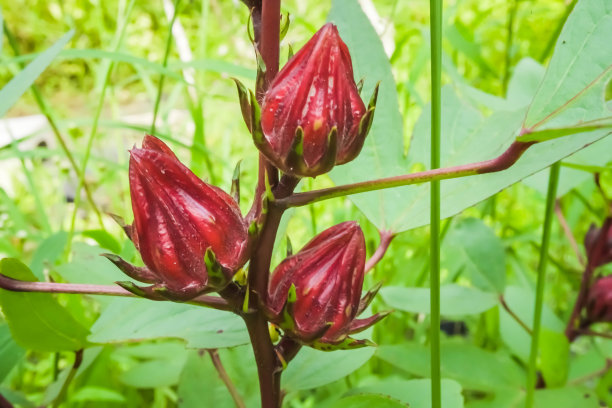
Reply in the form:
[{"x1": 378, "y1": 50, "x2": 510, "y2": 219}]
[{"x1": 0, "y1": 0, "x2": 611, "y2": 407}]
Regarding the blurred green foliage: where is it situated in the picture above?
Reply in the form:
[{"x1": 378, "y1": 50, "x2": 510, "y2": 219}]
[{"x1": 1, "y1": 0, "x2": 611, "y2": 407}]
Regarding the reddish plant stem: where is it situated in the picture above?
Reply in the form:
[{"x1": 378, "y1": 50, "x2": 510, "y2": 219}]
[
  {"x1": 499, "y1": 295, "x2": 532, "y2": 335},
  {"x1": 277, "y1": 141, "x2": 534, "y2": 208},
  {"x1": 243, "y1": 1, "x2": 287, "y2": 407},
  {"x1": 554, "y1": 200, "x2": 585, "y2": 266},
  {"x1": 243, "y1": 312, "x2": 282, "y2": 408},
  {"x1": 365, "y1": 230, "x2": 396, "y2": 273},
  {"x1": 565, "y1": 265, "x2": 593, "y2": 342},
  {"x1": 0, "y1": 273, "x2": 231, "y2": 311},
  {"x1": 574, "y1": 329, "x2": 612, "y2": 340},
  {"x1": 0, "y1": 394, "x2": 14, "y2": 408},
  {"x1": 208, "y1": 349, "x2": 246, "y2": 408},
  {"x1": 275, "y1": 336, "x2": 302, "y2": 365}
]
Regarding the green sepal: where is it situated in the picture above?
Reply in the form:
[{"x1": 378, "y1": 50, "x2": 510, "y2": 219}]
[
  {"x1": 232, "y1": 267, "x2": 248, "y2": 287},
  {"x1": 102, "y1": 253, "x2": 157, "y2": 284},
  {"x1": 204, "y1": 247, "x2": 227, "y2": 289},
  {"x1": 286, "y1": 236, "x2": 293, "y2": 257},
  {"x1": 284, "y1": 126, "x2": 306, "y2": 175},
  {"x1": 115, "y1": 281, "x2": 151, "y2": 298},
  {"x1": 287, "y1": 44, "x2": 294, "y2": 60},
  {"x1": 367, "y1": 81, "x2": 380, "y2": 110},
  {"x1": 310, "y1": 126, "x2": 338, "y2": 176},
  {"x1": 356, "y1": 78, "x2": 365, "y2": 95},
  {"x1": 357, "y1": 281, "x2": 383, "y2": 315},
  {"x1": 279, "y1": 13, "x2": 291, "y2": 41},
  {"x1": 249, "y1": 89, "x2": 265, "y2": 146},
  {"x1": 310, "y1": 336, "x2": 376, "y2": 352},
  {"x1": 231, "y1": 78, "x2": 253, "y2": 132},
  {"x1": 108, "y1": 213, "x2": 133, "y2": 240},
  {"x1": 231, "y1": 160, "x2": 242, "y2": 204}
]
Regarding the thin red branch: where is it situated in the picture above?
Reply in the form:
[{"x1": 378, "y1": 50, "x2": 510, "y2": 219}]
[
  {"x1": 565, "y1": 218, "x2": 612, "y2": 341},
  {"x1": 365, "y1": 230, "x2": 396, "y2": 273},
  {"x1": 499, "y1": 295, "x2": 532, "y2": 335},
  {"x1": 277, "y1": 141, "x2": 534, "y2": 208},
  {"x1": 208, "y1": 349, "x2": 246, "y2": 408},
  {"x1": 554, "y1": 200, "x2": 585, "y2": 266},
  {"x1": 0, "y1": 273, "x2": 232, "y2": 311}
]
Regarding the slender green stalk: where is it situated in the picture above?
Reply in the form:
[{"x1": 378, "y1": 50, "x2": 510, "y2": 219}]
[
  {"x1": 525, "y1": 161, "x2": 560, "y2": 408},
  {"x1": 540, "y1": 0, "x2": 578, "y2": 62},
  {"x1": 151, "y1": 0, "x2": 181, "y2": 134},
  {"x1": 8, "y1": 137, "x2": 51, "y2": 233},
  {"x1": 67, "y1": 0, "x2": 135, "y2": 249},
  {"x1": 429, "y1": 0, "x2": 443, "y2": 406},
  {"x1": 502, "y1": 0, "x2": 518, "y2": 95},
  {"x1": 51, "y1": 350, "x2": 83, "y2": 408},
  {"x1": 3, "y1": 25, "x2": 104, "y2": 228}
]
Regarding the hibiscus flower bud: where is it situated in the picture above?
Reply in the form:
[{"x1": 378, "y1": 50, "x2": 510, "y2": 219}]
[
  {"x1": 586, "y1": 275, "x2": 612, "y2": 323},
  {"x1": 105, "y1": 135, "x2": 249, "y2": 300},
  {"x1": 257, "y1": 23, "x2": 378, "y2": 177},
  {"x1": 266, "y1": 222, "x2": 388, "y2": 350}
]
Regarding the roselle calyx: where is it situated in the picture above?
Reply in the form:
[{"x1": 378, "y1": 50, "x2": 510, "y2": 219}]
[
  {"x1": 105, "y1": 135, "x2": 249, "y2": 300},
  {"x1": 266, "y1": 222, "x2": 388, "y2": 350},
  {"x1": 586, "y1": 275, "x2": 612, "y2": 323},
  {"x1": 584, "y1": 217, "x2": 612, "y2": 268},
  {"x1": 254, "y1": 23, "x2": 378, "y2": 177}
]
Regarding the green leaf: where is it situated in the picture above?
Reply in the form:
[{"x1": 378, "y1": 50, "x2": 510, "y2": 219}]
[
  {"x1": 69, "y1": 387, "x2": 127, "y2": 403},
  {"x1": 328, "y1": 0, "x2": 612, "y2": 232},
  {"x1": 376, "y1": 341, "x2": 525, "y2": 392},
  {"x1": 282, "y1": 346, "x2": 375, "y2": 391},
  {"x1": 116, "y1": 342, "x2": 188, "y2": 388},
  {"x1": 327, "y1": 0, "x2": 406, "y2": 232},
  {"x1": 0, "y1": 258, "x2": 89, "y2": 352},
  {"x1": 444, "y1": 218, "x2": 506, "y2": 293},
  {"x1": 330, "y1": 394, "x2": 408, "y2": 408},
  {"x1": 524, "y1": 1, "x2": 612, "y2": 132},
  {"x1": 539, "y1": 329, "x2": 570, "y2": 388},
  {"x1": 0, "y1": 321, "x2": 25, "y2": 382},
  {"x1": 523, "y1": 135, "x2": 612, "y2": 197},
  {"x1": 0, "y1": 30, "x2": 74, "y2": 118},
  {"x1": 499, "y1": 286, "x2": 565, "y2": 363},
  {"x1": 380, "y1": 284, "x2": 497, "y2": 316},
  {"x1": 81, "y1": 230, "x2": 122, "y2": 254},
  {"x1": 532, "y1": 387, "x2": 599, "y2": 408},
  {"x1": 348, "y1": 378, "x2": 464, "y2": 408},
  {"x1": 30, "y1": 231, "x2": 68, "y2": 280},
  {"x1": 88, "y1": 297, "x2": 248, "y2": 349},
  {"x1": 55, "y1": 243, "x2": 130, "y2": 285},
  {"x1": 178, "y1": 350, "x2": 238, "y2": 408}
]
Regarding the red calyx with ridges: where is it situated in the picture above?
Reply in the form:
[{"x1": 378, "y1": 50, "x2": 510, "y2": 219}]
[
  {"x1": 266, "y1": 221, "x2": 388, "y2": 350},
  {"x1": 257, "y1": 23, "x2": 378, "y2": 177},
  {"x1": 586, "y1": 275, "x2": 612, "y2": 323},
  {"x1": 104, "y1": 135, "x2": 249, "y2": 300}
]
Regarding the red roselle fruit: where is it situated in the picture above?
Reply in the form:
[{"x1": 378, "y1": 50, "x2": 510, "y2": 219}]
[
  {"x1": 256, "y1": 23, "x2": 378, "y2": 177},
  {"x1": 104, "y1": 135, "x2": 249, "y2": 300},
  {"x1": 584, "y1": 217, "x2": 612, "y2": 268},
  {"x1": 586, "y1": 275, "x2": 612, "y2": 323},
  {"x1": 266, "y1": 221, "x2": 388, "y2": 350}
]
